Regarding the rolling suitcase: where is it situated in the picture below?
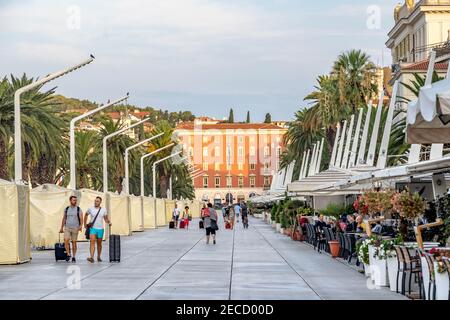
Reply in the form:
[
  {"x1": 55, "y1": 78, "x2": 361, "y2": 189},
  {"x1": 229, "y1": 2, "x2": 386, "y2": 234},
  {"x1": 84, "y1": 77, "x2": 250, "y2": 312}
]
[
  {"x1": 55, "y1": 235, "x2": 68, "y2": 261},
  {"x1": 169, "y1": 221, "x2": 175, "y2": 229},
  {"x1": 179, "y1": 219, "x2": 186, "y2": 229},
  {"x1": 109, "y1": 234, "x2": 121, "y2": 263},
  {"x1": 199, "y1": 220, "x2": 204, "y2": 229},
  {"x1": 225, "y1": 222, "x2": 231, "y2": 229}
]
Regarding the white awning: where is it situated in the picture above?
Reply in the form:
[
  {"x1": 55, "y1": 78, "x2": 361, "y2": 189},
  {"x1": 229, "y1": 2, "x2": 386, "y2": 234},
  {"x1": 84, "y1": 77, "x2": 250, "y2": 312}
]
[
  {"x1": 408, "y1": 78, "x2": 450, "y2": 124},
  {"x1": 287, "y1": 167, "x2": 357, "y2": 196}
]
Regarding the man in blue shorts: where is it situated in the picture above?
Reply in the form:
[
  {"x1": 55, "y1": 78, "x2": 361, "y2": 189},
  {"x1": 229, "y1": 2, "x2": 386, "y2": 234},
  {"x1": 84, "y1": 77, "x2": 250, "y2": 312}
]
[{"x1": 84, "y1": 196, "x2": 111, "y2": 263}]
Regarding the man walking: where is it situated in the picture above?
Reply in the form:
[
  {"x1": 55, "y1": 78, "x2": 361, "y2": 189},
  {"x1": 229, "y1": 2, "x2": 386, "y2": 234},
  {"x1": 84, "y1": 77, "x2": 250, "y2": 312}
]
[
  {"x1": 234, "y1": 202, "x2": 241, "y2": 223},
  {"x1": 203, "y1": 203, "x2": 218, "y2": 244},
  {"x1": 84, "y1": 196, "x2": 111, "y2": 263},
  {"x1": 241, "y1": 201, "x2": 249, "y2": 229},
  {"x1": 59, "y1": 196, "x2": 83, "y2": 263}
]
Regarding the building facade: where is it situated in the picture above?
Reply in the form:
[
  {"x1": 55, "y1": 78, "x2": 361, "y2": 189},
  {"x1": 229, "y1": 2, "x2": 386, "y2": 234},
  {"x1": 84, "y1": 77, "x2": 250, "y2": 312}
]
[
  {"x1": 175, "y1": 117, "x2": 287, "y2": 204},
  {"x1": 386, "y1": 0, "x2": 450, "y2": 102}
]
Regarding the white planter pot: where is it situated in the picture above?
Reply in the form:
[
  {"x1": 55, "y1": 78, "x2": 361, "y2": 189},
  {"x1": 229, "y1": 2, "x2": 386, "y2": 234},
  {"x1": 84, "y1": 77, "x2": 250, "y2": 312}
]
[
  {"x1": 387, "y1": 257, "x2": 398, "y2": 292},
  {"x1": 364, "y1": 263, "x2": 371, "y2": 277},
  {"x1": 276, "y1": 223, "x2": 281, "y2": 232},
  {"x1": 372, "y1": 257, "x2": 389, "y2": 287},
  {"x1": 421, "y1": 257, "x2": 431, "y2": 299},
  {"x1": 434, "y1": 262, "x2": 450, "y2": 300},
  {"x1": 368, "y1": 246, "x2": 376, "y2": 281},
  {"x1": 272, "y1": 221, "x2": 276, "y2": 228}
]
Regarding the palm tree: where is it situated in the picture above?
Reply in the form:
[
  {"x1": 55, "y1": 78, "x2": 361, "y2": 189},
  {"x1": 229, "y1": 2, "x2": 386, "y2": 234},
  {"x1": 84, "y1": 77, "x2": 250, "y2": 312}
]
[
  {"x1": 304, "y1": 75, "x2": 343, "y2": 151},
  {"x1": 0, "y1": 77, "x2": 10, "y2": 180},
  {"x1": 0, "y1": 74, "x2": 67, "y2": 184},
  {"x1": 146, "y1": 120, "x2": 194, "y2": 199},
  {"x1": 147, "y1": 121, "x2": 176, "y2": 198},
  {"x1": 280, "y1": 108, "x2": 324, "y2": 172},
  {"x1": 332, "y1": 49, "x2": 378, "y2": 113}
]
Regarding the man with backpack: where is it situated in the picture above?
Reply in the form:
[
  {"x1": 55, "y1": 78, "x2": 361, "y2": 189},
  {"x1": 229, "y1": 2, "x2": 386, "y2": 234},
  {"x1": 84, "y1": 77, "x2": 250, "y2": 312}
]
[{"x1": 59, "y1": 195, "x2": 83, "y2": 263}]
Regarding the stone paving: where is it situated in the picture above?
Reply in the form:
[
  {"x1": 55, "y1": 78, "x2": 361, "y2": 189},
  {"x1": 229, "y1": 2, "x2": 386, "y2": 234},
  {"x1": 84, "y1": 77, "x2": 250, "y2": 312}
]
[{"x1": 0, "y1": 217, "x2": 407, "y2": 300}]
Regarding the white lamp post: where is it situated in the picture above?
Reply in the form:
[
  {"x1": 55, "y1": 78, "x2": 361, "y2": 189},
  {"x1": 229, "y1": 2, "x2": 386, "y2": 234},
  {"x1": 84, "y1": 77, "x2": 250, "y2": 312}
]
[
  {"x1": 140, "y1": 143, "x2": 174, "y2": 196},
  {"x1": 14, "y1": 55, "x2": 95, "y2": 183},
  {"x1": 152, "y1": 151, "x2": 182, "y2": 198},
  {"x1": 103, "y1": 117, "x2": 150, "y2": 193},
  {"x1": 124, "y1": 132, "x2": 164, "y2": 195},
  {"x1": 69, "y1": 93, "x2": 129, "y2": 190}
]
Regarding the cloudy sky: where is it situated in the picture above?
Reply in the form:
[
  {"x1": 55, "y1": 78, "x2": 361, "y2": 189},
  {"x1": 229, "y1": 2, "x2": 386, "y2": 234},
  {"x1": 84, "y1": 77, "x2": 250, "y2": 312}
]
[{"x1": 0, "y1": 0, "x2": 399, "y2": 121}]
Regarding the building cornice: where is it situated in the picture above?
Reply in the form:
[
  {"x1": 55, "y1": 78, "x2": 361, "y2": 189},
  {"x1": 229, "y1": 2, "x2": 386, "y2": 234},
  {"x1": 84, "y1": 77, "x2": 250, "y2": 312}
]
[{"x1": 386, "y1": 4, "x2": 450, "y2": 48}]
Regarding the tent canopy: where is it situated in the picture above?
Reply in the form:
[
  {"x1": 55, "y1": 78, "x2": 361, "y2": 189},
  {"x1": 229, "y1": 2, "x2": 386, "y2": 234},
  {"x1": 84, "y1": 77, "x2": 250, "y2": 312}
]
[{"x1": 407, "y1": 78, "x2": 450, "y2": 144}]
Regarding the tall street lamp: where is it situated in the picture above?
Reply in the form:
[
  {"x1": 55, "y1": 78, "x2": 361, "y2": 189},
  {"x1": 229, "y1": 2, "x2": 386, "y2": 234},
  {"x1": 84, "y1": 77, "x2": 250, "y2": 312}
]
[
  {"x1": 14, "y1": 55, "x2": 95, "y2": 183},
  {"x1": 139, "y1": 143, "x2": 174, "y2": 197},
  {"x1": 103, "y1": 117, "x2": 151, "y2": 193},
  {"x1": 69, "y1": 93, "x2": 129, "y2": 190},
  {"x1": 152, "y1": 150, "x2": 182, "y2": 227},
  {"x1": 123, "y1": 132, "x2": 164, "y2": 195},
  {"x1": 152, "y1": 151, "x2": 182, "y2": 198}
]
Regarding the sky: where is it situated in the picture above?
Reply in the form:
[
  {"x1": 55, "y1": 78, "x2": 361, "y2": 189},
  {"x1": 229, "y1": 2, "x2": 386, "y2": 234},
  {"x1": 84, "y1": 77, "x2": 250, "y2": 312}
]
[{"x1": 0, "y1": 0, "x2": 400, "y2": 122}]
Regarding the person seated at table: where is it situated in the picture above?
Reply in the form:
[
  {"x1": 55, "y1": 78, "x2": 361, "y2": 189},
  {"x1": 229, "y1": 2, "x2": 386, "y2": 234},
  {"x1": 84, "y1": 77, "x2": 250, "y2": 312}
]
[
  {"x1": 346, "y1": 214, "x2": 357, "y2": 232},
  {"x1": 371, "y1": 221, "x2": 383, "y2": 234},
  {"x1": 355, "y1": 214, "x2": 365, "y2": 233}
]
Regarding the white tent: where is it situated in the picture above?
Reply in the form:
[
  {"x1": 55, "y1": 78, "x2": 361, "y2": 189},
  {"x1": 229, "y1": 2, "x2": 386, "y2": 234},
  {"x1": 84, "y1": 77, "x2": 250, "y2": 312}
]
[
  {"x1": 143, "y1": 197, "x2": 156, "y2": 229},
  {"x1": 0, "y1": 180, "x2": 30, "y2": 264},
  {"x1": 107, "y1": 192, "x2": 132, "y2": 236},
  {"x1": 129, "y1": 195, "x2": 144, "y2": 232},
  {"x1": 155, "y1": 198, "x2": 166, "y2": 227},
  {"x1": 29, "y1": 184, "x2": 79, "y2": 248}
]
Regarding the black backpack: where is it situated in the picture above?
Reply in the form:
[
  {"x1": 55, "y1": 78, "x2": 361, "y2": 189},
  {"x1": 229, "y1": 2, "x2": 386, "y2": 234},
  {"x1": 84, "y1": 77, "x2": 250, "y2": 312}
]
[{"x1": 65, "y1": 206, "x2": 81, "y2": 226}]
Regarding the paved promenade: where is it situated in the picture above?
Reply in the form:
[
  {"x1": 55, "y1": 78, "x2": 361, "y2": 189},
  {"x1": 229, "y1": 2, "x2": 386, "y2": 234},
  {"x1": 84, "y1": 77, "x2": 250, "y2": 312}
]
[{"x1": 0, "y1": 217, "x2": 406, "y2": 300}]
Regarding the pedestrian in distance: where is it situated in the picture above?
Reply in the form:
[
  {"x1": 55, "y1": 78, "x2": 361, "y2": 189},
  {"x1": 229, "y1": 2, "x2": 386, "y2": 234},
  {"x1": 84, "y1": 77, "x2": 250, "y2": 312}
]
[
  {"x1": 203, "y1": 202, "x2": 218, "y2": 244},
  {"x1": 234, "y1": 202, "x2": 241, "y2": 223},
  {"x1": 173, "y1": 203, "x2": 181, "y2": 228},
  {"x1": 241, "y1": 201, "x2": 249, "y2": 229},
  {"x1": 182, "y1": 206, "x2": 190, "y2": 230},
  {"x1": 84, "y1": 196, "x2": 111, "y2": 263},
  {"x1": 59, "y1": 195, "x2": 83, "y2": 262}
]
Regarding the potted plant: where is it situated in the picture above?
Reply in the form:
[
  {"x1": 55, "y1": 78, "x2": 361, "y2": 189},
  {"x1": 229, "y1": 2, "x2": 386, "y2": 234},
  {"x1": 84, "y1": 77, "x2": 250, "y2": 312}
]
[
  {"x1": 270, "y1": 203, "x2": 278, "y2": 228},
  {"x1": 383, "y1": 234, "x2": 404, "y2": 292},
  {"x1": 356, "y1": 237, "x2": 375, "y2": 277},
  {"x1": 429, "y1": 248, "x2": 449, "y2": 300},
  {"x1": 371, "y1": 236, "x2": 398, "y2": 287}
]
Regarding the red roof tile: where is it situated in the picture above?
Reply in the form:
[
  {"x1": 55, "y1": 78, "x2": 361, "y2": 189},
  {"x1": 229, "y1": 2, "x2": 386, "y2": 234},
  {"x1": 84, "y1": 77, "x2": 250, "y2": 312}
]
[
  {"x1": 176, "y1": 122, "x2": 285, "y2": 130},
  {"x1": 402, "y1": 60, "x2": 448, "y2": 71}
]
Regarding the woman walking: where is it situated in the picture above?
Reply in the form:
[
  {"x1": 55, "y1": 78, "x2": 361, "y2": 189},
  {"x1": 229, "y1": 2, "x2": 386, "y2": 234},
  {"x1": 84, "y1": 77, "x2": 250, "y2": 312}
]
[
  {"x1": 182, "y1": 206, "x2": 190, "y2": 230},
  {"x1": 203, "y1": 203, "x2": 218, "y2": 244}
]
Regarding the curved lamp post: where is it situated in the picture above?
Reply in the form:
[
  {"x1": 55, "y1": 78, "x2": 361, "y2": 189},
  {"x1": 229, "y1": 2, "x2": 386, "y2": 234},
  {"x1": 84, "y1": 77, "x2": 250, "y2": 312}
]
[
  {"x1": 14, "y1": 55, "x2": 95, "y2": 183},
  {"x1": 152, "y1": 151, "x2": 182, "y2": 227},
  {"x1": 124, "y1": 132, "x2": 164, "y2": 195},
  {"x1": 103, "y1": 117, "x2": 151, "y2": 193},
  {"x1": 152, "y1": 151, "x2": 182, "y2": 198},
  {"x1": 69, "y1": 93, "x2": 129, "y2": 190},
  {"x1": 139, "y1": 143, "x2": 174, "y2": 196}
]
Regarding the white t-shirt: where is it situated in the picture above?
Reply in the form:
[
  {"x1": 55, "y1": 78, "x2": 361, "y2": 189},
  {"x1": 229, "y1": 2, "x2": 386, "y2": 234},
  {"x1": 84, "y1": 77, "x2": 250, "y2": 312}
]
[
  {"x1": 173, "y1": 208, "x2": 180, "y2": 217},
  {"x1": 86, "y1": 207, "x2": 108, "y2": 229}
]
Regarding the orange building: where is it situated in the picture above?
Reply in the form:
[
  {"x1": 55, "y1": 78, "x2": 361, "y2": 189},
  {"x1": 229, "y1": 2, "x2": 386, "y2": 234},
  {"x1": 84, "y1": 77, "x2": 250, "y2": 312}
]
[{"x1": 175, "y1": 118, "x2": 287, "y2": 205}]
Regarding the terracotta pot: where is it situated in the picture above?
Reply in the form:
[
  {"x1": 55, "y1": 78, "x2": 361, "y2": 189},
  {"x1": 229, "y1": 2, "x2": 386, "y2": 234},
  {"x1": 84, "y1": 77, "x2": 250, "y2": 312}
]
[
  {"x1": 291, "y1": 230, "x2": 300, "y2": 241},
  {"x1": 328, "y1": 241, "x2": 340, "y2": 258}
]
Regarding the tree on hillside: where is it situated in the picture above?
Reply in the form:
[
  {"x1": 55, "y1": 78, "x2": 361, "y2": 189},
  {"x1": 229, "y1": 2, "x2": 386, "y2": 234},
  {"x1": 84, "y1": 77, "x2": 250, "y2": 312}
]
[
  {"x1": 246, "y1": 111, "x2": 250, "y2": 123},
  {"x1": 264, "y1": 113, "x2": 272, "y2": 123},
  {"x1": 228, "y1": 108, "x2": 234, "y2": 123}
]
